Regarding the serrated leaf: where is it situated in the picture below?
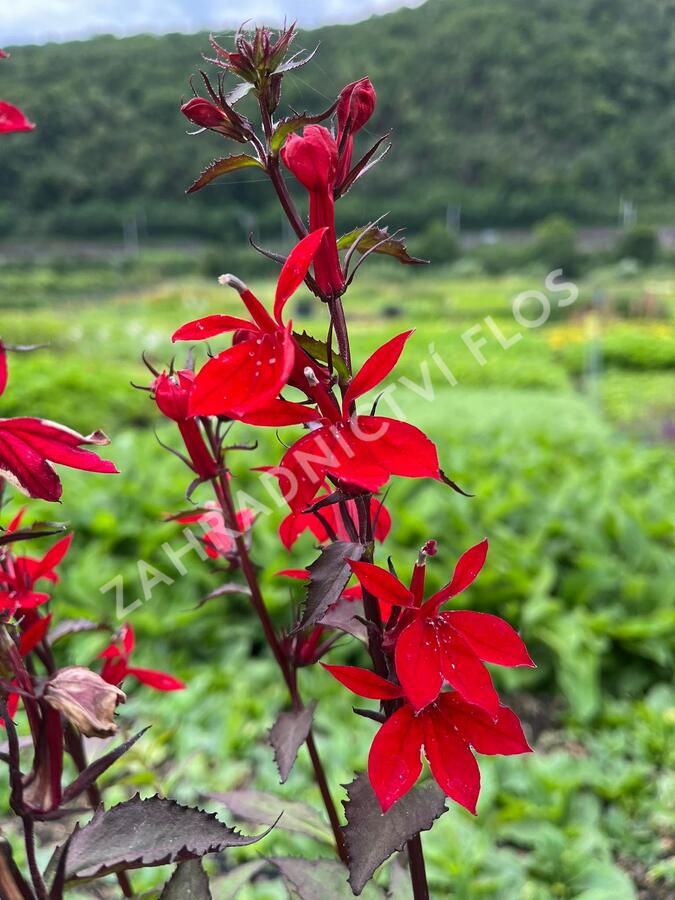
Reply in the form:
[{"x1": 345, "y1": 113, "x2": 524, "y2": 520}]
[
  {"x1": 216, "y1": 860, "x2": 267, "y2": 899},
  {"x1": 271, "y1": 100, "x2": 337, "y2": 154},
  {"x1": 187, "y1": 155, "x2": 264, "y2": 194},
  {"x1": 160, "y1": 860, "x2": 212, "y2": 899},
  {"x1": 270, "y1": 858, "x2": 386, "y2": 900},
  {"x1": 210, "y1": 790, "x2": 333, "y2": 845},
  {"x1": 338, "y1": 226, "x2": 427, "y2": 266},
  {"x1": 292, "y1": 331, "x2": 349, "y2": 384},
  {"x1": 275, "y1": 45, "x2": 320, "y2": 75},
  {"x1": 342, "y1": 773, "x2": 447, "y2": 895},
  {"x1": 61, "y1": 728, "x2": 149, "y2": 806},
  {"x1": 299, "y1": 542, "x2": 364, "y2": 630},
  {"x1": 269, "y1": 701, "x2": 316, "y2": 783},
  {"x1": 335, "y1": 135, "x2": 391, "y2": 198},
  {"x1": 320, "y1": 597, "x2": 368, "y2": 642},
  {"x1": 60, "y1": 795, "x2": 272, "y2": 882}
]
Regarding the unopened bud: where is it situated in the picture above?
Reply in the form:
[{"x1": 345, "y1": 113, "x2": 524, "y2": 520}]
[
  {"x1": 44, "y1": 666, "x2": 125, "y2": 738},
  {"x1": 417, "y1": 539, "x2": 438, "y2": 565}
]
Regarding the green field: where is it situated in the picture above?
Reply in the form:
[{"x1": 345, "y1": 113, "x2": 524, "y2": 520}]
[{"x1": 1, "y1": 261, "x2": 674, "y2": 898}]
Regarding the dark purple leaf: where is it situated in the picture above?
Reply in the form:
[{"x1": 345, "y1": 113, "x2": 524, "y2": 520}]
[
  {"x1": 160, "y1": 859, "x2": 212, "y2": 899},
  {"x1": 0, "y1": 835, "x2": 33, "y2": 900},
  {"x1": 269, "y1": 701, "x2": 316, "y2": 783},
  {"x1": 337, "y1": 225, "x2": 428, "y2": 266},
  {"x1": 342, "y1": 773, "x2": 447, "y2": 895},
  {"x1": 270, "y1": 858, "x2": 386, "y2": 900},
  {"x1": 299, "y1": 541, "x2": 364, "y2": 630},
  {"x1": 194, "y1": 583, "x2": 251, "y2": 610},
  {"x1": 49, "y1": 619, "x2": 109, "y2": 644},
  {"x1": 186, "y1": 155, "x2": 264, "y2": 194},
  {"x1": 320, "y1": 597, "x2": 368, "y2": 642},
  {"x1": 61, "y1": 728, "x2": 149, "y2": 805},
  {"x1": 335, "y1": 135, "x2": 391, "y2": 198},
  {"x1": 60, "y1": 795, "x2": 272, "y2": 882},
  {"x1": 209, "y1": 790, "x2": 332, "y2": 844},
  {"x1": 0, "y1": 522, "x2": 67, "y2": 547}
]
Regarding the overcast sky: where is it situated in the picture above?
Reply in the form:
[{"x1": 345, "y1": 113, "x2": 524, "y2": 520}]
[{"x1": 1, "y1": 0, "x2": 424, "y2": 46}]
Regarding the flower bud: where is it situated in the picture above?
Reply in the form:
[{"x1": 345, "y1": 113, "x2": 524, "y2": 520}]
[
  {"x1": 182, "y1": 97, "x2": 228, "y2": 129},
  {"x1": 152, "y1": 370, "x2": 194, "y2": 421},
  {"x1": 44, "y1": 666, "x2": 125, "y2": 738},
  {"x1": 337, "y1": 78, "x2": 376, "y2": 136}
]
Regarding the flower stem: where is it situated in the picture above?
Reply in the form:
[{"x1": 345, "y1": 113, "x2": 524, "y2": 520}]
[
  {"x1": 407, "y1": 833, "x2": 430, "y2": 900},
  {"x1": 208, "y1": 464, "x2": 348, "y2": 864}
]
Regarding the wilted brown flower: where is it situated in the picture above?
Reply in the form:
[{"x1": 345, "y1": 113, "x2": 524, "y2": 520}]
[{"x1": 44, "y1": 666, "x2": 125, "y2": 738}]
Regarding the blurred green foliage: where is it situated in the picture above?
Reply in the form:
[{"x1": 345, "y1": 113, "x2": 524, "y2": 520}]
[{"x1": 0, "y1": 262, "x2": 673, "y2": 896}]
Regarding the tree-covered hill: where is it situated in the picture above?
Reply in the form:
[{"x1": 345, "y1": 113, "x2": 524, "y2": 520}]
[{"x1": 1, "y1": 0, "x2": 674, "y2": 241}]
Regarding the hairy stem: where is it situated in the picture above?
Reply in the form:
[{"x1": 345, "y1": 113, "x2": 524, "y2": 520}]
[{"x1": 208, "y1": 462, "x2": 348, "y2": 863}]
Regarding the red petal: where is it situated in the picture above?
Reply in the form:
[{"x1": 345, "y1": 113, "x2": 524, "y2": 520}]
[
  {"x1": 275, "y1": 568, "x2": 310, "y2": 579},
  {"x1": 238, "y1": 399, "x2": 321, "y2": 427},
  {"x1": 32, "y1": 534, "x2": 73, "y2": 583},
  {"x1": 189, "y1": 329, "x2": 295, "y2": 417},
  {"x1": 350, "y1": 417, "x2": 441, "y2": 481},
  {"x1": 0, "y1": 419, "x2": 117, "y2": 476},
  {"x1": 172, "y1": 314, "x2": 254, "y2": 342},
  {"x1": 427, "y1": 539, "x2": 488, "y2": 611},
  {"x1": 394, "y1": 618, "x2": 443, "y2": 711},
  {"x1": 6, "y1": 507, "x2": 26, "y2": 533},
  {"x1": 274, "y1": 228, "x2": 327, "y2": 324},
  {"x1": 343, "y1": 330, "x2": 414, "y2": 409},
  {"x1": 439, "y1": 693, "x2": 532, "y2": 756},
  {"x1": 0, "y1": 427, "x2": 63, "y2": 500},
  {"x1": 0, "y1": 101, "x2": 35, "y2": 133},
  {"x1": 445, "y1": 611, "x2": 534, "y2": 668},
  {"x1": 368, "y1": 704, "x2": 423, "y2": 812},
  {"x1": 322, "y1": 663, "x2": 403, "y2": 699},
  {"x1": 278, "y1": 508, "x2": 328, "y2": 550},
  {"x1": 438, "y1": 622, "x2": 500, "y2": 719},
  {"x1": 121, "y1": 623, "x2": 135, "y2": 655},
  {"x1": 126, "y1": 667, "x2": 185, "y2": 691},
  {"x1": 19, "y1": 614, "x2": 52, "y2": 655},
  {"x1": 347, "y1": 559, "x2": 415, "y2": 608},
  {"x1": 421, "y1": 703, "x2": 480, "y2": 814}
]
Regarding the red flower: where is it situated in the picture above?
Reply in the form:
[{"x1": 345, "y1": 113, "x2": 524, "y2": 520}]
[
  {"x1": 347, "y1": 540, "x2": 534, "y2": 715},
  {"x1": 336, "y1": 78, "x2": 376, "y2": 187},
  {"x1": 0, "y1": 528, "x2": 72, "y2": 615},
  {"x1": 268, "y1": 330, "x2": 444, "y2": 512},
  {"x1": 323, "y1": 664, "x2": 531, "y2": 813},
  {"x1": 173, "y1": 230, "x2": 330, "y2": 423},
  {"x1": 0, "y1": 343, "x2": 117, "y2": 501},
  {"x1": 98, "y1": 624, "x2": 185, "y2": 691},
  {"x1": 282, "y1": 126, "x2": 345, "y2": 296},
  {"x1": 279, "y1": 490, "x2": 390, "y2": 549},
  {"x1": 175, "y1": 501, "x2": 255, "y2": 558},
  {"x1": 0, "y1": 100, "x2": 35, "y2": 134}
]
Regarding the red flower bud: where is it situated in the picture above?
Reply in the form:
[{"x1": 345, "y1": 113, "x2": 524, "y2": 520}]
[
  {"x1": 181, "y1": 97, "x2": 229, "y2": 130},
  {"x1": 152, "y1": 370, "x2": 194, "y2": 421},
  {"x1": 0, "y1": 101, "x2": 35, "y2": 134},
  {"x1": 337, "y1": 78, "x2": 376, "y2": 136},
  {"x1": 281, "y1": 127, "x2": 344, "y2": 297}
]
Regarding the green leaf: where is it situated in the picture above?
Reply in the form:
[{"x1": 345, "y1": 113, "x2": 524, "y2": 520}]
[
  {"x1": 337, "y1": 225, "x2": 427, "y2": 265},
  {"x1": 186, "y1": 156, "x2": 264, "y2": 194},
  {"x1": 293, "y1": 331, "x2": 349, "y2": 384},
  {"x1": 214, "y1": 860, "x2": 267, "y2": 899}
]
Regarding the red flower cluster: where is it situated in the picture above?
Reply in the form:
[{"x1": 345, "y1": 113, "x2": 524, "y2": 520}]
[
  {"x1": 324, "y1": 540, "x2": 534, "y2": 812},
  {"x1": 0, "y1": 343, "x2": 118, "y2": 501},
  {"x1": 99, "y1": 623, "x2": 185, "y2": 692}
]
